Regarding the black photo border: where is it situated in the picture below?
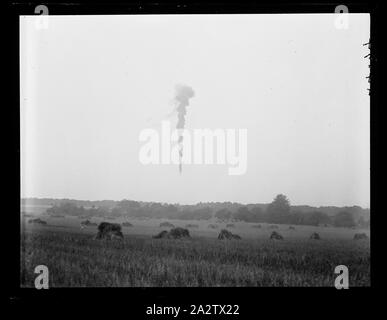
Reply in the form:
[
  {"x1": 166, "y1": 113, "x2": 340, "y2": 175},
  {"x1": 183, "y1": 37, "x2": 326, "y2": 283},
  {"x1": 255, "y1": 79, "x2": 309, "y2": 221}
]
[{"x1": 6, "y1": 0, "x2": 384, "y2": 316}]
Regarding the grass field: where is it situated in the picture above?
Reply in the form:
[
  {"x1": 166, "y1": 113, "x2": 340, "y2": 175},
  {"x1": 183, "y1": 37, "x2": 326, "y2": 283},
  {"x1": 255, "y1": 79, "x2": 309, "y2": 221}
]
[{"x1": 20, "y1": 213, "x2": 370, "y2": 287}]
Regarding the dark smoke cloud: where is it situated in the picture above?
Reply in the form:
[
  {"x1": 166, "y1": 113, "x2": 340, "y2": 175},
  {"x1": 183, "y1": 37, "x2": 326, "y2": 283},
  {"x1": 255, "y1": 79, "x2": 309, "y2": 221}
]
[{"x1": 174, "y1": 85, "x2": 195, "y2": 174}]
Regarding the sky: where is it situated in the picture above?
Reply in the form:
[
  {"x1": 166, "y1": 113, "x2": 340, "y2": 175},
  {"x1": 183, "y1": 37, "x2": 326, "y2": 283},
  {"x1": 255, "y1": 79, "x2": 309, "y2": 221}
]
[{"x1": 20, "y1": 14, "x2": 370, "y2": 207}]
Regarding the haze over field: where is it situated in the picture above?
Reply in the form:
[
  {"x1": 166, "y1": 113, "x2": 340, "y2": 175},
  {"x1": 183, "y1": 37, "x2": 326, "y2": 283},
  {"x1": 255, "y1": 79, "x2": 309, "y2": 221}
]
[{"x1": 20, "y1": 14, "x2": 370, "y2": 207}]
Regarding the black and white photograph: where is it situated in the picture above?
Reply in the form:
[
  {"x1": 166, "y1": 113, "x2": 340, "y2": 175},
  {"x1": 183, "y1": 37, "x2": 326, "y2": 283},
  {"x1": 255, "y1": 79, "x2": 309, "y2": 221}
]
[{"x1": 16, "y1": 5, "x2": 374, "y2": 292}]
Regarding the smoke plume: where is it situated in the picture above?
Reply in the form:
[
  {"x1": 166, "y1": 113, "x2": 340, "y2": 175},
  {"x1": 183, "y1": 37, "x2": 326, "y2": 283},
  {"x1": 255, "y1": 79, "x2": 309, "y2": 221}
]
[{"x1": 174, "y1": 84, "x2": 195, "y2": 174}]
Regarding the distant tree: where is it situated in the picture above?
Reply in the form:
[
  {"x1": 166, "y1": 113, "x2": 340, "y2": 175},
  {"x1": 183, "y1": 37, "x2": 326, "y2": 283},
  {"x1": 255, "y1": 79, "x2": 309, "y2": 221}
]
[
  {"x1": 233, "y1": 206, "x2": 252, "y2": 222},
  {"x1": 166, "y1": 204, "x2": 178, "y2": 217},
  {"x1": 215, "y1": 208, "x2": 232, "y2": 221},
  {"x1": 180, "y1": 207, "x2": 212, "y2": 220},
  {"x1": 117, "y1": 200, "x2": 140, "y2": 211},
  {"x1": 333, "y1": 211, "x2": 356, "y2": 228},
  {"x1": 45, "y1": 202, "x2": 109, "y2": 217},
  {"x1": 357, "y1": 216, "x2": 370, "y2": 228},
  {"x1": 303, "y1": 211, "x2": 331, "y2": 226},
  {"x1": 250, "y1": 206, "x2": 266, "y2": 222},
  {"x1": 46, "y1": 202, "x2": 81, "y2": 216},
  {"x1": 266, "y1": 194, "x2": 291, "y2": 224},
  {"x1": 193, "y1": 207, "x2": 212, "y2": 220},
  {"x1": 111, "y1": 207, "x2": 124, "y2": 216},
  {"x1": 288, "y1": 210, "x2": 305, "y2": 225},
  {"x1": 179, "y1": 209, "x2": 193, "y2": 220},
  {"x1": 114, "y1": 200, "x2": 141, "y2": 216},
  {"x1": 232, "y1": 206, "x2": 265, "y2": 223}
]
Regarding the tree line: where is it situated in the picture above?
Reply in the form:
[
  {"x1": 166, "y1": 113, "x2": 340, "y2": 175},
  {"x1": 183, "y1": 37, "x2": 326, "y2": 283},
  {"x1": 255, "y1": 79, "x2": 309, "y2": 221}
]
[
  {"x1": 45, "y1": 194, "x2": 369, "y2": 228},
  {"x1": 216, "y1": 194, "x2": 369, "y2": 228}
]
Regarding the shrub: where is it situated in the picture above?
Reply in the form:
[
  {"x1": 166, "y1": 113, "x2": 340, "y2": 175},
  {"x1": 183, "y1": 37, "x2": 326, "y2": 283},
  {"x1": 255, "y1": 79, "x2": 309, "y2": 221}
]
[
  {"x1": 95, "y1": 222, "x2": 123, "y2": 240},
  {"x1": 270, "y1": 231, "x2": 283, "y2": 240},
  {"x1": 310, "y1": 232, "x2": 321, "y2": 240},
  {"x1": 218, "y1": 229, "x2": 241, "y2": 240},
  {"x1": 354, "y1": 233, "x2": 368, "y2": 240}
]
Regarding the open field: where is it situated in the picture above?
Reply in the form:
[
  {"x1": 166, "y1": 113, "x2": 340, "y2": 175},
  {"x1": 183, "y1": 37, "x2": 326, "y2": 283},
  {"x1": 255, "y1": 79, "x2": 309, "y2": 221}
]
[
  {"x1": 20, "y1": 214, "x2": 370, "y2": 287},
  {"x1": 22, "y1": 214, "x2": 369, "y2": 240}
]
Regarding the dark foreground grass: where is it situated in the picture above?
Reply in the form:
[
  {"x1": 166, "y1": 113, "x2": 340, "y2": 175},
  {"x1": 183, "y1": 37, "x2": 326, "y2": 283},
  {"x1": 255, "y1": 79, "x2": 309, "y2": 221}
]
[{"x1": 21, "y1": 230, "x2": 370, "y2": 287}]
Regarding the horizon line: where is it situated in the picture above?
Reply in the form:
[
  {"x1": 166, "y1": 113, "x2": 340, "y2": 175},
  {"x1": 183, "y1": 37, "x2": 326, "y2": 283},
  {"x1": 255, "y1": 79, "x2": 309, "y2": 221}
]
[{"x1": 21, "y1": 196, "x2": 370, "y2": 210}]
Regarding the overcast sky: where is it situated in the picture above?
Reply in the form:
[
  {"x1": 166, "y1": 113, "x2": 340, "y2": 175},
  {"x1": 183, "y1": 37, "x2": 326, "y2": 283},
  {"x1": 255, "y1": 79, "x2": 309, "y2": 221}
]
[{"x1": 20, "y1": 14, "x2": 370, "y2": 207}]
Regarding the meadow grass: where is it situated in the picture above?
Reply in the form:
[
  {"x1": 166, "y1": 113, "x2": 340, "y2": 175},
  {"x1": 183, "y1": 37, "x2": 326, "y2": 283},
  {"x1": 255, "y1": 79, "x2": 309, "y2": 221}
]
[{"x1": 20, "y1": 229, "x2": 370, "y2": 287}]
